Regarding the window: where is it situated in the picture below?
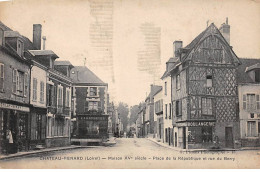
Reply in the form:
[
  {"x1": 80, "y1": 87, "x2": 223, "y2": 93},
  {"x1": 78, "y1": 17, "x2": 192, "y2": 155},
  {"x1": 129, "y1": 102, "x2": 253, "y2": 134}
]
[
  {"x1": 90, "y1": 87, "x2": 97, "y2": 96},
  {"x1": 206, "y1": 75, "x2": 212, "y2": 87},
  {"x1": 89, "y1": 101, "x2": 98, "y2": 111},
  {"x1": 66, "y1": 90, "x2": 70, "y2": 107},
  {"x1": 169, "y1": 103, "x2": 172, "y2": 119},
  {"x1": 250, "y1": 113, "x2": 254, "y2": 118},
  {"x1": 84, "y1": 101, "x2": 89, "y2": 112},
  {"x1": 47, "y1": 84, "x2": 53, "y2": 106},
  {"x1": 32, "y1": 78, "x2": 37, "y2": 101},
  {"x1": 176, "y1": 74, "x2": 180, "y2": 90},
  {"x1": 17, "y1": 40, "x2": 23, "y2": 57},
  {"x1": 17, "y1": 71, "x2": 24, "y2": 92},
  {"x1": 257, "y1": 95, "x2": 260, "y2": 110},
  {"x1": 57, "y1": 86, "x2": 63, "y2": 108},
  {"x1": 165, "y1": 104, "x2": 168, "y2": 119},
  {"x1": 165, "y1": 82, "x2": 167, "y2": 95},
  {"x1": 24, "y1": 73, "x2": 28, "y2": 97},
  {"x1": 176, "y1": 100, "x2": 182, "y2": 116},
  {"x1": 40, "y1": 81, "x2": 44, "y2": 103},
  {"x1": 246, "y1": 94, "x2": 256, "y2": 110},
  {"x1": 247, "y1": 121, "x2": 256, "y2": 137},
  {"x1": 202, "y1": 98, "x2": 213, "y2": 115},
  {"x1": 0, "y1": 63, "x2": 4, "y2": 91}
]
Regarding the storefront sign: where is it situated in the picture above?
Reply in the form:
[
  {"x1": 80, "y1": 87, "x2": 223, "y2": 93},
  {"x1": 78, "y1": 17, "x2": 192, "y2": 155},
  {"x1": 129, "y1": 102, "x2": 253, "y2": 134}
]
[
  {"x1": 189, "y1": 121, "x2": 215, "y2": 127},
  {"x1": 0, "y1": 102, "x2": 30, "y2": 112},
  {"x1": 78, "y1": 116, "x2": 107, "y2": 121},
  {"x1": 177, "y1": 121, "x2": 215, "y2": 127}
]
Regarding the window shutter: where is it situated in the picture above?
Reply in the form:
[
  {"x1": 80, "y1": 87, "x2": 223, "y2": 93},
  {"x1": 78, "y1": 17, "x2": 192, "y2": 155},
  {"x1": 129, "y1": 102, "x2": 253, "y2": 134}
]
[
  {"x1": 0, "y1": 64, "x2": 4, "y2": 91},
  {"x1": 12, "y1": 69, "x2": 17, "y2": 93},
  {"x1": 256, "y1": 95, "x2": 260, "y2": 110},
  {"x1": 46, "y1": 84, "x2": 50, "y2": 106},
  {"x1": 243, "y1": 95, "x2": 247, "y2": 110},
  {"x1": 98, "y1": 101, "x2": 101, "y2": 111},
  {"x1": 24, "y1": 73, "x2": 28, "y2": 96},
  {"x1": 16, "y1": 70, "x2": 19, "y2": 92},
  {"x1": 179, "y1": 100, "x2": 182, "y2": 116}
]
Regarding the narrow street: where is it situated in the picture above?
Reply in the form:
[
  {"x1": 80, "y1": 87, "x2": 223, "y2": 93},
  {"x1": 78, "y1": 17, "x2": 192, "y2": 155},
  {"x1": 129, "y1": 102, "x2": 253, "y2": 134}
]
[{"x1": 0, "y1": 138, "x2": 259, "y2": 169}]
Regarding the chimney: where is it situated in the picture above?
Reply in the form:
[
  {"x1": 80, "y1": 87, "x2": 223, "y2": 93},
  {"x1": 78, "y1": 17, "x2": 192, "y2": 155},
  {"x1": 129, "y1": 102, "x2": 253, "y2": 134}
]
[
  {"x1": 0, "y1": 28, "x2": 4, "y2": 46},
  {"x1": 219, "y1": 18, "x2": 230, "y2": 44},
  {"x1": 42, "y1": 36, "x2": 46, "y2": 50},
  {"x1": 173, "y1": 40, "x2": 183, "y2": 58},
  {"x1": 33, "y1": 24, "x2": 42, "y2": 50}
]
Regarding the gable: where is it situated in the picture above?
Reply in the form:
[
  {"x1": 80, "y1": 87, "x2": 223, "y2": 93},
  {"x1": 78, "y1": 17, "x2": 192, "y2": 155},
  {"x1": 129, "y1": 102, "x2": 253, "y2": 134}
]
[{"x1": 184, "y1": 24, "x2": 240, "y2": 66}]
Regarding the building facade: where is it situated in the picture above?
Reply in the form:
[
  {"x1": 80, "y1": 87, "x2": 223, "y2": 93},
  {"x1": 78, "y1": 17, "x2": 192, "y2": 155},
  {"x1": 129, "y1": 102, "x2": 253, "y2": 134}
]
[
  {"x1": 171, "y1": 22, "x2": 241, "y2": 149},
  {"x1": 70, "y1": 66, "x2": 109, "y2": 144},
  {"x1": 154, "y1": 87, "x2": 163, "y2": 141},
  {"x1": 0, "y1": 23, "x2": 32, "y2": 154},
  {"x1": 161, "y1": 57, "x2": 177, "y2": 145},
  {"x1": 237, "y1": 58, "x2": 260, "y2": 147}
]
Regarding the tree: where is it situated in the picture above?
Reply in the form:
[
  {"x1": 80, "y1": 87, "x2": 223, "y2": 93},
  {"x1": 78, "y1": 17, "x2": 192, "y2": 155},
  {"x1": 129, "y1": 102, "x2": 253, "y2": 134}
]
[
  {"x1": 129, "y1": 105, "x2": 140, "y2": 126},
  {"x1": 117, "y1": 102, "x2": 129, "y2": 132}
]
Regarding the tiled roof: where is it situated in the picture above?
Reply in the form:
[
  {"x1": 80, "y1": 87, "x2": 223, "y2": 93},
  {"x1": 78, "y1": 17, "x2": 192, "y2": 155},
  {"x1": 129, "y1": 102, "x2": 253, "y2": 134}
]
[
  {"x1": 237, "y1": 58, "x2": 260, "y2": 84},
  {"x1": 70, "y1": 66, "x2": 107, "y2": 85},
  {"x1": 0, "y1": 21, "x2": 12, "y2": 31}
]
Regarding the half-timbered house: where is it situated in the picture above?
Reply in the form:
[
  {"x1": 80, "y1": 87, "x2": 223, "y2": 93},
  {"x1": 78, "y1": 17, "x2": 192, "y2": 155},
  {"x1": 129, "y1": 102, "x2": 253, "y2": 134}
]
[{"x1": 171, "y1": 20, "x2": 241, "y2": 149}]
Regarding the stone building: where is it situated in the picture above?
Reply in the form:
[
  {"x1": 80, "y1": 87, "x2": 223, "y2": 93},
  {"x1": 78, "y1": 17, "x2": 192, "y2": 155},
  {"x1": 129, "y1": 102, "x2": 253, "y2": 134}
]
[{"x1": 237, "y1": 58, "x2": 260, "y2": 147}]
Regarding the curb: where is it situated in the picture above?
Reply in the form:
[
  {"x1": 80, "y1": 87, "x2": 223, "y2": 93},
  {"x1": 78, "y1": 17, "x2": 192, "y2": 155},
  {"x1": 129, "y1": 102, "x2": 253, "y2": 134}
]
[
  {"x1": 146, "y1": 138, "x2": 260, "y2": 152},
  {"x1": 0, "y1": 146, "x2": 87, "y2": 161}
]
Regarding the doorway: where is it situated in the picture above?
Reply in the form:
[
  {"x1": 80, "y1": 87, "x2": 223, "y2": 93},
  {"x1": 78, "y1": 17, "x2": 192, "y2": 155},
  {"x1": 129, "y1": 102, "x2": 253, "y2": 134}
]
[
  {"x1": 225, "y1": 127, "x2": 233, "y2": 148},
  {"x1": 183, "y1": 127, "x2": 186, "y2": 149}
]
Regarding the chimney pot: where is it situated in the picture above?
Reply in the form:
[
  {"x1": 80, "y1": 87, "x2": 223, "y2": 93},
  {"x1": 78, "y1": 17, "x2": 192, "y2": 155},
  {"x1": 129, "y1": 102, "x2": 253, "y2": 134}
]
[
  {"x1": 173, "y1": 40, "x2": 183, "y2": 58},
  {"x1": 33, "y1": 24, "x2": 42, "y2": 50},
  {"x1": 219, "y1": 18, "x2": 230, "y2": 45}
]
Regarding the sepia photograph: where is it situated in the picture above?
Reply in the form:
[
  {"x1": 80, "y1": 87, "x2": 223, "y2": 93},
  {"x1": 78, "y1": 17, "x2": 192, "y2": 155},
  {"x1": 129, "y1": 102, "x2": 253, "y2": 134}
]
[{"x1": 0, "y1": 0, "x2": 259, "y2": 169}]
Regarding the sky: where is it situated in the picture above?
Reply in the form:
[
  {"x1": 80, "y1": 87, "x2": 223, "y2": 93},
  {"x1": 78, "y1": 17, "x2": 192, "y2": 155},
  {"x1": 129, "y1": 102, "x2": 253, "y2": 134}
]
[{"x1": 0, "y1": 0, "x2": 259, "y2": 106}]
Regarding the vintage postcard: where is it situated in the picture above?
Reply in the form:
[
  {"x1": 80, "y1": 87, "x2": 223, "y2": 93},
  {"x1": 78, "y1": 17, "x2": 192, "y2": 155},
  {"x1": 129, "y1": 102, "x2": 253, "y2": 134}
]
[{"x1": 0, "y1": 0, "x2": 259, "y2": 169}]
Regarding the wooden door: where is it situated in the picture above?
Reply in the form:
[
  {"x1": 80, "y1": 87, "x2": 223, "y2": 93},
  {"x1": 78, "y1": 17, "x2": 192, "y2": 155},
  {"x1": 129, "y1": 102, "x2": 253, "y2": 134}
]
[{"x1": 225, "y1": 127, "x2": 233, "y2": 148}]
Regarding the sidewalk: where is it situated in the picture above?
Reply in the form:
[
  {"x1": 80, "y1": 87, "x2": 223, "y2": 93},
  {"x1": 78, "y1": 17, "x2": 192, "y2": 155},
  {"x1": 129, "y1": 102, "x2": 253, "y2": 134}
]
[
  {"x1": 147, "y1": 137, "x2": 260, "y2": 152},
  {"x1": 0, "y1": 138, "x2": 118, "y2": 161},
  {"x1": 0, "y1": 145, "x2": 86, "y2": 161}
]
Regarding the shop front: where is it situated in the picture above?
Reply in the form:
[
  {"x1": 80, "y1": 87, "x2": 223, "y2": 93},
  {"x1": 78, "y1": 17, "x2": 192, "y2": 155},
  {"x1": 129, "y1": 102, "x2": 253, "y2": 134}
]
[
  {"x1": 176, "y1": 121, "x2": 216, "y2": 149},
  {"x1": 0, "y1": 102, "x2": 30, "y2": 154},
  {"x1": 71, "y1": 115, "x2": 108, "y2": 144}
]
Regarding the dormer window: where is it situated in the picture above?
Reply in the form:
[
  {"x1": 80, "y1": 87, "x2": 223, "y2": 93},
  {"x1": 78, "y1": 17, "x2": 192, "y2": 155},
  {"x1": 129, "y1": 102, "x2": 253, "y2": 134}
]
[{"x1": 17, "y1": 39, "x2": 23, "y2": 57}]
